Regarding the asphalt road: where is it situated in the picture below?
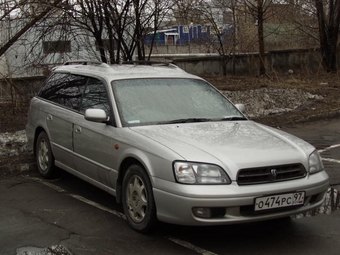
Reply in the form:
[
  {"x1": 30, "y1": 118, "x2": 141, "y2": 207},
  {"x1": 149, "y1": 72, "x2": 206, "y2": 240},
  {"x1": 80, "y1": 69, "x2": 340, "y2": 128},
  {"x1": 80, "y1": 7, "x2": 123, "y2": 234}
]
[
  {"x1": 283, "y1": 119, "x2": 340, "y2": 187},
  {"x1": 1, "y1": 119, "x2": 339, "y2": 255}
]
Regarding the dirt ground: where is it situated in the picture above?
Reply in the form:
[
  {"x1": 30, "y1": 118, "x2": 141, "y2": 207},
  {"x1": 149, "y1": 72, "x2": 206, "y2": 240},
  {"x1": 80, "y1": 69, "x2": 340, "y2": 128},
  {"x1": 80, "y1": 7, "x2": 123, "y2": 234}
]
[
  {"x1": 0, "y1": 73, "x2": 340, "y2": 174},
  {"x1": 204, "y1": 73, "x2": 340, "y2": 128}
]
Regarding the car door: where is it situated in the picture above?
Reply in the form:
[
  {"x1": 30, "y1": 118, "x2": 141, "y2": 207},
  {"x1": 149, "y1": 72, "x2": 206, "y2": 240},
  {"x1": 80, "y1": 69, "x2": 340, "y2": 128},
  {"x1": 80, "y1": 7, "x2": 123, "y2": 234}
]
[
  {"x1": 38, "y1": 73, "x2": 86, "y2": 169},
  {"x1": 72, "y1": 77, "x2": 118, "y2": 189}
]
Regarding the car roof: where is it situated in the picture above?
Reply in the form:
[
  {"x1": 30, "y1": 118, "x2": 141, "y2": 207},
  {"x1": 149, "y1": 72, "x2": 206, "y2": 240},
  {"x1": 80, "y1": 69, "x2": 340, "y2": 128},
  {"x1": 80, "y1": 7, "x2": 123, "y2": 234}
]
[{"x1": 52, "y1": 60, "x2": 200, "y2": 81}]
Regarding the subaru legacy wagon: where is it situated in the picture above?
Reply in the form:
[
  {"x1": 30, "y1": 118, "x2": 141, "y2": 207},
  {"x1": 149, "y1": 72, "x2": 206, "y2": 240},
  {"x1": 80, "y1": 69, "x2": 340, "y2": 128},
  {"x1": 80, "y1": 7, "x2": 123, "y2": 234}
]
[{"x1": 26, "y1": 60, "x2": 329, "y2": 232}]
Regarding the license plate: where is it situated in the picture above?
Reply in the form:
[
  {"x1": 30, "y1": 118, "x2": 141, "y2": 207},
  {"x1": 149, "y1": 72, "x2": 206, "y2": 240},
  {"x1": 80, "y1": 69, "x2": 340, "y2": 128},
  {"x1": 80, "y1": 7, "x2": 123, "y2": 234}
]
[{"x1": 254, "y1": 192, "x2": 305, "y2": 211}]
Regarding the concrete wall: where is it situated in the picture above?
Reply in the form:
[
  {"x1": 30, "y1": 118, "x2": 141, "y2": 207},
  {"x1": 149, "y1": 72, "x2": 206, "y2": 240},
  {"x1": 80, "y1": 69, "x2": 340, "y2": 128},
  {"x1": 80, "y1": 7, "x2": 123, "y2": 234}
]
[
  {"x1": 268, "y1": 49, "x2": 322, "y2": 73},
  {"x1": 150, "y1": 44, "x2": 216, "y2": 55},
  {"x1": 153, "y1": 48, "x2": 325, "y2": 76},
  {"x1": 0, "y1": 76, "x2": 45, "y2": 101}
]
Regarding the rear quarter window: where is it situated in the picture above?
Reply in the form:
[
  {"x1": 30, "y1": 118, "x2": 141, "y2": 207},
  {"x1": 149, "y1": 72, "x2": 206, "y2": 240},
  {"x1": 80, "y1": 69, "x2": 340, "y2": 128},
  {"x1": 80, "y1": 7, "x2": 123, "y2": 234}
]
[{"x1": 39, "y1": 73, "x2": 87, "y2": 111}]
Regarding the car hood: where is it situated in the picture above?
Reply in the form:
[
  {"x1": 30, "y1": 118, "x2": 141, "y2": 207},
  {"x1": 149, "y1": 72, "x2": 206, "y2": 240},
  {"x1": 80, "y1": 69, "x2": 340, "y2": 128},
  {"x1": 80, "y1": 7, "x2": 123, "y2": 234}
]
[{"x1": 130, "y1": 121, "x2": 314, "y2": 179}]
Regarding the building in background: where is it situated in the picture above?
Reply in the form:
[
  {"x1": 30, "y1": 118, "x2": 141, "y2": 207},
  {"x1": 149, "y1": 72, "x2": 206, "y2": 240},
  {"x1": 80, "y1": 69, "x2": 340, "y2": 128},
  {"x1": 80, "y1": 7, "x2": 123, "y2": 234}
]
[
  {"x1": 0, "y1": 16, "x2": 101, "y2": 78},
  {"x1": 145, "y1": 25, "x2": 215, "y2": 45}
]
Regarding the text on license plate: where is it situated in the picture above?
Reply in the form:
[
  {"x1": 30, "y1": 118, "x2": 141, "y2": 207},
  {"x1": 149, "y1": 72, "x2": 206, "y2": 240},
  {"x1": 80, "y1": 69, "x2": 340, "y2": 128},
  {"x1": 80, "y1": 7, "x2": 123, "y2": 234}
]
[{"x1": 254, "y1": 192, "x2": 305, "y2": 211}]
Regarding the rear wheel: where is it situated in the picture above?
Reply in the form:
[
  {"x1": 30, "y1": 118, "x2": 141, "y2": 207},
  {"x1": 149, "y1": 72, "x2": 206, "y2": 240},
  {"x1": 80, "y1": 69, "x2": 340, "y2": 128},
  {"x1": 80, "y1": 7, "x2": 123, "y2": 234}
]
[
  {"x1": 35, "y1": 131, "x2": 57, "y2": 178},
  {"x1": 122, "y1": 164, "x2": 157, "y2": 233}
]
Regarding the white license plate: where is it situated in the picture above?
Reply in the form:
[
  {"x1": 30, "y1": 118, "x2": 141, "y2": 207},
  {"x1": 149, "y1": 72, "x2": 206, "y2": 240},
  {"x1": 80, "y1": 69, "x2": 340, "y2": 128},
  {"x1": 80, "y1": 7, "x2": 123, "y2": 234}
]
[{"x1": 254, "y1": 192, "x2": 305, "y2": 211}]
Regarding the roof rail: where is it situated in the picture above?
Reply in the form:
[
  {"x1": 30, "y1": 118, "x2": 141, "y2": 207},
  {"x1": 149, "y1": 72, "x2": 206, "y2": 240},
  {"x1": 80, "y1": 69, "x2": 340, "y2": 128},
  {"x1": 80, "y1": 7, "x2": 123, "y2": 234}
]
[
  {"x1": 63, "y1": 60, "x2": 110, "y2": 68},
  {"x1": 122, "y1": 60, "x2": 171, "y2": 66}
]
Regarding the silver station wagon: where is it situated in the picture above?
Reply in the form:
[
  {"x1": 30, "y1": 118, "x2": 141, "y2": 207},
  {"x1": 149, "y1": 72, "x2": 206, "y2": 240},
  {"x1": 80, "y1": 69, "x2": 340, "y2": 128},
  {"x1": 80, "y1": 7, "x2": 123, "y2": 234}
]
[{"x1": 26, "y1": 60, "x2": 329, "y2": 232}]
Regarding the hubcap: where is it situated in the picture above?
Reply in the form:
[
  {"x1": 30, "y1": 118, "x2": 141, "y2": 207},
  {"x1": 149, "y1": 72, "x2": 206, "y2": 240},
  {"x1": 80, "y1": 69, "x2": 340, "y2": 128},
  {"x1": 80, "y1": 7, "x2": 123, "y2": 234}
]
[
  {"x1": 38, "y1": 139, "x2": 49, "y2": 172},
  {"x1": 126, "y1": 175, "x2": 147, "y2": 223}
]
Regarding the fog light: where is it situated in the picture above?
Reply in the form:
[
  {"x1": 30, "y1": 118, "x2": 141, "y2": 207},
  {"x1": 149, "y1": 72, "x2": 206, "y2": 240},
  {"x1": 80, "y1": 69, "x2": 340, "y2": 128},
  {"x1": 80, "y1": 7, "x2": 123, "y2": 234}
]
[{"x1": 193, "y1": 207, "x2": 212, "y2": 218}]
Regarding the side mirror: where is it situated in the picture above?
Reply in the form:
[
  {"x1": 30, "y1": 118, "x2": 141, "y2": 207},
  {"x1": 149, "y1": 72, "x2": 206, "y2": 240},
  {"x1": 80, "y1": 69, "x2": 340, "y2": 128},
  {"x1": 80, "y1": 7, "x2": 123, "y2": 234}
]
[
  {"x1": 84, "y1": 109, "x2": 109, "y2": 123},
  {"x1": 235, "y1": 104, "x2": 245, "y2": 113}
]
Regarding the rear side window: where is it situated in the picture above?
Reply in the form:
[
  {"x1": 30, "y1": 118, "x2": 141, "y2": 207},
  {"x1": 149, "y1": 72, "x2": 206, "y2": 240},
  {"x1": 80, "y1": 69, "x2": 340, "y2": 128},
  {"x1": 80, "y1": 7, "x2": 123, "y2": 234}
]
[
  {"x1": 39, "y1": 73, "x2": 87, "y2": 111},
  {"x1": 39, "y1": 73, "x2": 69, "y2": 103}
]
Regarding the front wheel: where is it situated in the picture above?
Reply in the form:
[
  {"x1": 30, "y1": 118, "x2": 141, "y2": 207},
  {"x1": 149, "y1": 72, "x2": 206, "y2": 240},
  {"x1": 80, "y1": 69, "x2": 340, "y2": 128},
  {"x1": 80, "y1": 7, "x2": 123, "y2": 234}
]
[
  {"x1": 122, "y1": 164, "x2": 157, "y2": 233},
  {"x1": 35, "y1": 131, "x2": 57, "y2": 178}
]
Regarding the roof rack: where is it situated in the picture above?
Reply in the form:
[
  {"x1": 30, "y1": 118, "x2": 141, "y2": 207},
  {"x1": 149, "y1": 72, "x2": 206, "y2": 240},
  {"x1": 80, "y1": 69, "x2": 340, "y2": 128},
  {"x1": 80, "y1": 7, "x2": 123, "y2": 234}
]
[
  {"x1": 121, "y1": 60, "x2": 171, "y2": 66},
  {"x1": 63, "y1": 60, "x2": 110, "y2": 68}
]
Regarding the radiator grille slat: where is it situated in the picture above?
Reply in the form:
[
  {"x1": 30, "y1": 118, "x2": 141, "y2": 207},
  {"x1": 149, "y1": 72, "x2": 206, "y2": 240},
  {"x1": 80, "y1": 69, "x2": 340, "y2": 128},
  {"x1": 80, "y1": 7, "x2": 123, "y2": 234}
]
[{"x1": 237, "y1": 164, "x2": 307, "y2": 185}]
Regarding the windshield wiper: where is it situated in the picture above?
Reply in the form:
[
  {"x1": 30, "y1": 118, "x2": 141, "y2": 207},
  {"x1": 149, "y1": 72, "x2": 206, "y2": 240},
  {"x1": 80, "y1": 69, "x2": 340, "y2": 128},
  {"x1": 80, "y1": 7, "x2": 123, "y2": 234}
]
[
  {"x1": 159, "y1": 118, "x2": 213, "y2": 124},
  {"x1": 157, "y1": 116, "x2": 247, "y2": 125},
  {"x1": 217, "y1": 116, "x2": 247, "y2": 121}
]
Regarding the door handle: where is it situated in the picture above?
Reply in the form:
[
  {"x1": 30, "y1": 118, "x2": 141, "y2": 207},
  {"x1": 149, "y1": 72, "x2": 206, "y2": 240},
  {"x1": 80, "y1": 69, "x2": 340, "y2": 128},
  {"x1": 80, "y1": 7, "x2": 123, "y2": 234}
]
[{"x1": 74, "y1": 126, "x2": 82, "y2": 134}]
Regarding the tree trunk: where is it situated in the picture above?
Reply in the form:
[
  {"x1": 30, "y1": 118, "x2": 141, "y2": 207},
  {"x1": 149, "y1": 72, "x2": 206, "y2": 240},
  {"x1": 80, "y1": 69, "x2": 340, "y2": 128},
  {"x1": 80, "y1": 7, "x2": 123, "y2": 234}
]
[
  {"x1": 315, "y1": 0, "x2": 340, "y2": 72},
  {"x1": 257, "y1": 0, "x2": 266, "y2": 75},
  {"x1": 95, "y1": 34, "x2": 107, "y2": 63}
]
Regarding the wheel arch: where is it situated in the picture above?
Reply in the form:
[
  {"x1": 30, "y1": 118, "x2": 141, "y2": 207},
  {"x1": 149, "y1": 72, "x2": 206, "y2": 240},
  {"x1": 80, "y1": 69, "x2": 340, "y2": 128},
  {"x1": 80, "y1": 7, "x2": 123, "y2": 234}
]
[
  {"x1": 116, "y1": 157, "x2": 148, "y2": 204},
  {"x1": 33, "y1": 126, "x2": 48, "y2": 157}
]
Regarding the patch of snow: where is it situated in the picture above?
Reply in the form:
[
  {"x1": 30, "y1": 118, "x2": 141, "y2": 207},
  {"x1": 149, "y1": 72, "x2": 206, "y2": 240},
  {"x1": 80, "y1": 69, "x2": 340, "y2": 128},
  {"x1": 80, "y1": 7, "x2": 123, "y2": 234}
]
[
  {"x1": 16, "y1": 244, "x2": 72, "y2": 255},
  {"x1": 0, "y1": 130, "x2": 30, "y2": 157},
  {"x1": 223, "y1": 88, "x2": 323, "y2": 118}
]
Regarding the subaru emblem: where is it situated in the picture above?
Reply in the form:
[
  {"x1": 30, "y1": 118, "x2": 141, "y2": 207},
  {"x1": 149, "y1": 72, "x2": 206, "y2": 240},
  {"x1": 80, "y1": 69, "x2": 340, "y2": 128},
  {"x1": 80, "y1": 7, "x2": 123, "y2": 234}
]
[{"x1": 271, "y1": 169, "x2": 277, "y2": 178}]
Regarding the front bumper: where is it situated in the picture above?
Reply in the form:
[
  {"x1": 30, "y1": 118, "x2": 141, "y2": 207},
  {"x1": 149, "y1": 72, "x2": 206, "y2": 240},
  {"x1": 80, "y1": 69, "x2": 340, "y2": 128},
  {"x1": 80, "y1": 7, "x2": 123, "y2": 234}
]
[{"x1": 152, "y1": 171, "x2": 329, "y2": 226}]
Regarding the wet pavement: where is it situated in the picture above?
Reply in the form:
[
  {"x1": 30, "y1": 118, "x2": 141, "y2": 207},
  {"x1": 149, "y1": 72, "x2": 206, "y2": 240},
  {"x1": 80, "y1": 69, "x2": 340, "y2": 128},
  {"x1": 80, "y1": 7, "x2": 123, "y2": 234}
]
[
  {"x1": 1, "y1": 172, "x2": 340, "y2": 255},
  {"x1": 293, "y1": 187, "x2": 339, "y2": 218},
  {"x1": 283, "y1": 118, "x2": 340, "y2": 187}
]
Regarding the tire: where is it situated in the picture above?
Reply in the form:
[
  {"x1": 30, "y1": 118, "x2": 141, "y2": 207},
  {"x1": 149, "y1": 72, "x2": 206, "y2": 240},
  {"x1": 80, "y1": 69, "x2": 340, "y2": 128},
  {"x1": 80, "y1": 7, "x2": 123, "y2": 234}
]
[
  {"x1": 122, "y1": 164, "x2": 157, "y2": 233},
  {"x1": 35, "y1": 131, "x2": 57, "y2": 179}
]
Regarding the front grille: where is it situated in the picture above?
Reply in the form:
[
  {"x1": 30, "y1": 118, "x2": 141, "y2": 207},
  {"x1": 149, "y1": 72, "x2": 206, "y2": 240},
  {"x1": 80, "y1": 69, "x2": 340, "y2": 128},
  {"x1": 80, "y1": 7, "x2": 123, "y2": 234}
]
[{"x1": 237, "y1": 164, "x2": 306, "y2": 185}]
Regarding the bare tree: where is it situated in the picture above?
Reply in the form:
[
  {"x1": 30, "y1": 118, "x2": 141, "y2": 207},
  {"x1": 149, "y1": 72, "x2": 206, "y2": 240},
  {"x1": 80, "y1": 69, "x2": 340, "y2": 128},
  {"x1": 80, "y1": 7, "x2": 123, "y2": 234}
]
[
  {"x1": 68, "y1": 0, "x2": 108, "y2": 63},
  {"x1": 172, "y1": 0, "x2": 206, "y2": 24},
  {"x1": 0, "y1": 0, "x2": 65, "y2": 107},
  {"x1": 287, "y1": 1, "x2": 320, "y2": 49},
  {"x1": 171, "y1": 0, "x2": 279, "y2": 75},
  {"x1": 120, "y1": 0, "x2": 173, "y2": 61},
  {"x1": 218, "y1": 0, "x2": 242, "y2": 75},
  {"x1": 132, "y1": 0, "x2": 151, "y2": 61},
  {"x1": 244, "y1": 0, "x2": 275, "y2": 75},
  {"x1": 315, "y1": 0, "x2": 340, "y2": 72},
  {"x1": 0, "y1": 0, "x2": 64, "y2": 58},
  {"x1": 198, "y1": 0, "x2": 242, "y2": 75},
  {"x1": 146, "y1": 0, "x2": 174, "y2": 60},
  {"x1": 68, "y1": 0, "x2": 172, "y2": 63},
  {"x1": 286, "y1": 0, "x2": 340, "y2": 72}
]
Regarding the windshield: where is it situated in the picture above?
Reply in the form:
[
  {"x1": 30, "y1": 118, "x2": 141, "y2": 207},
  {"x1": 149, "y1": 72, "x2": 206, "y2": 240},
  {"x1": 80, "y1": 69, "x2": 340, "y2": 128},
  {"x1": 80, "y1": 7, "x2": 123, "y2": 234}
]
[{"x1": 112, "y1": 78, "x2": 245, "y2": 126}]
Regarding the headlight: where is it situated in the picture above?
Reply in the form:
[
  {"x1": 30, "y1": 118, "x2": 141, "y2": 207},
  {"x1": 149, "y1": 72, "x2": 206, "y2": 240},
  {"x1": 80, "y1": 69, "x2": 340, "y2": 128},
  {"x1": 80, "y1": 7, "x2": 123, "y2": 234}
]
[
  {"x1": 309, "y1": 150, "x2": 324, "y2": 174},
  {"x1": 173, "y1": 162, "x2": 231, "y2": 184}
]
